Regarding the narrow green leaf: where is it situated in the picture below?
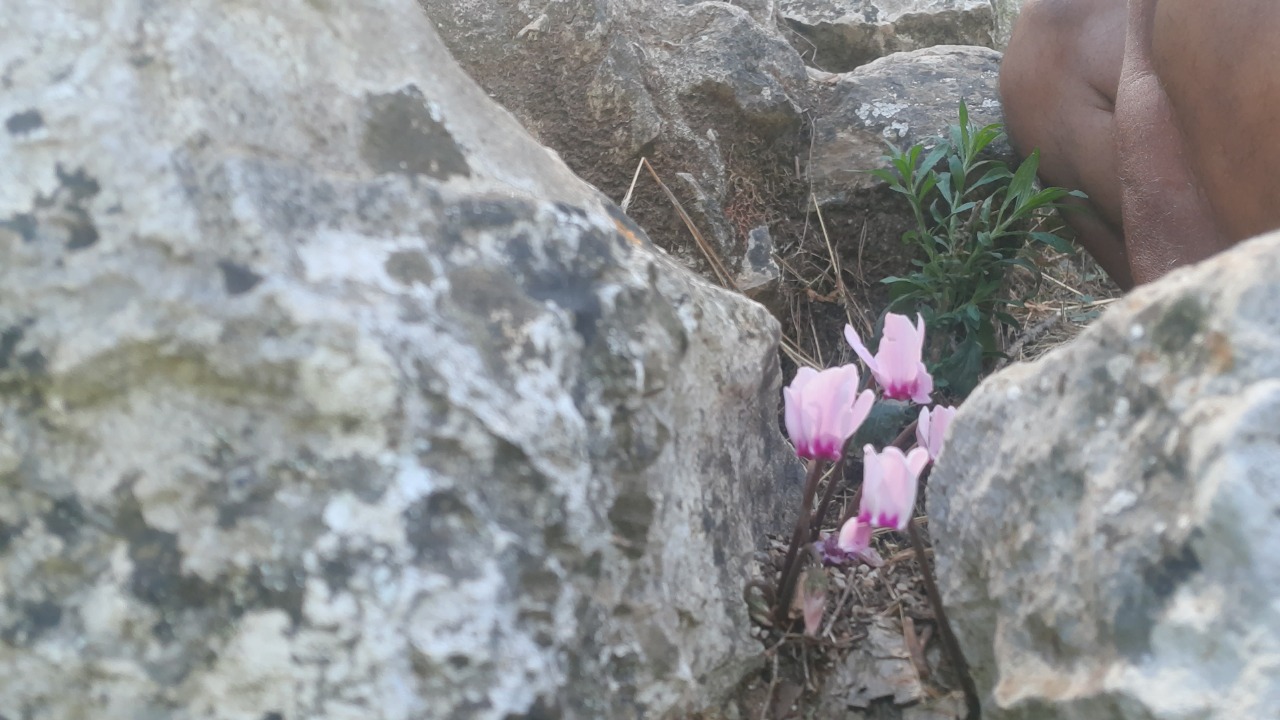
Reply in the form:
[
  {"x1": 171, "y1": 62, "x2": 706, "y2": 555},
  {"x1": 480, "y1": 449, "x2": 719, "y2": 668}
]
[
  {"x1": 1029, "y1": 231, "x2": 1075, "y2": 254},
  {"x1": 971, "y1": 166, "x2": 1012, "y2": 192},
  {"x1": 921, "y1": 143, "x2": 950, "y2": 172},
  {"x1": 936, "y1": 172, "x2": 953, "y2": 207},
  {"x1": 1004, "y1": 149, "x2": 1040, "y2": 212}
]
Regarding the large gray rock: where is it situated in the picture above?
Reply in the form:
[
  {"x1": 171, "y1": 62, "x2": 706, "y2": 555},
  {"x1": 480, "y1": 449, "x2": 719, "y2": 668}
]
[
  {"x1": 0, "y1": 1, "x2": 799, "y2": 718},
  {"x1": 807, "y1": 45, "x2": 1009, "y2": 209},
  {"x1": 419, "y1": 0, "x2": 808, "y2": 278},
  {"x1": 780, "y1": 0, "x2": 995, "y2": 72},
  {"x1": 928, "y1": 232, "x2": 1280, "y2": 719}
]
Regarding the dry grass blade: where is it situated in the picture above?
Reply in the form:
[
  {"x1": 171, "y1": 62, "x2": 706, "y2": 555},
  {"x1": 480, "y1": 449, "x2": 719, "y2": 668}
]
[
  {"x1": 621, "y1": 158, "x2": 821, "y2": 370},
  {"x1": 810, "y1": 194, "x2": 857, "y2": 332},
  {"x1": 1042, "y1": 271, "x2": 1087, "y2": 297},
  {"x1": 619, "y1": 156, "x2": 646, "y2": 213},
  {"x1": 780, "y1": 336, "x2": 817, "y2": 369},
  {"x1": 639, "y1": 158, "x2": 737, "y2": 290}
]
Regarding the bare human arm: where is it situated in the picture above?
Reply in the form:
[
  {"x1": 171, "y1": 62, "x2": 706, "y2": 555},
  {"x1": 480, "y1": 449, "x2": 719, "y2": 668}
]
[{"x1": 1114, "y1": 0, "x2": 1228, "y2": 284}]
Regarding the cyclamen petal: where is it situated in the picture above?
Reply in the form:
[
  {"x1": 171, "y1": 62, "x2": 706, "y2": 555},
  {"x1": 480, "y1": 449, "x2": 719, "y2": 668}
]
[
  {"x1": 843, "y1": 325, "x2": 878, "y2": 373},
  {"x1": 917, "y1": 405, "x2": 957, "y2": 461},
  {"x1": 782, "y1": 364, "x2": 875, "y2": 461},
  {"x1": 837, "y1": 517, "x2": 872, "y2": 554},
  {"x1": 858, "y1": 445, "x2": 930, "y2": 531},
  {"x1": 844, "y1": 313, "x2": 933, "y2": 404},
  {"x1": 909, "y1": 365, "x2": 934, "y2": 405},
  {"x1": 878, "y1": 314, "x2": 921, "y2": 376}
]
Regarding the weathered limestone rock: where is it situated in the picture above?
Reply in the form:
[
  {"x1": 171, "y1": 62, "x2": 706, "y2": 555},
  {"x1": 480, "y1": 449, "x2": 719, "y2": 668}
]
[
  {"x1": 991, "y1": 0, "x2": 1031, "y2": 49},
  {"x1": 419, "y1": 0, "x2": 807, "y2": 270},
  {"x1": 928, "y1": 232, "x2": 1280, "y2": 719},
  {"x1": 807, "y1": 45, "x2": 1009, "y2": 209},
  {"x1": 780, "y1": 0, "x2": 995, "y2": 72},
  {"x1": 0, "y1": 1, "x2": 799, "y2": 718}
]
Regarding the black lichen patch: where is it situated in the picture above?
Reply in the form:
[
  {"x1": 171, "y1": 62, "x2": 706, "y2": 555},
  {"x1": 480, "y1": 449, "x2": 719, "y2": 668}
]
[
  {"x1": 320, "y1": 549, "x2": 360, "y2": 594},
  {"x1": 56, "y1": 165, "x2": 102, "y2": 250},
  {"x1": 0, "y1": 325, "x2": 25, "y2": 371},
  {"x1": 1115, "y1": 537, "x2": 1203, "y2": 660},
  {"x1": 607, "y1": 483, "x2": 654, "y2": 560},
  {"x1": 443, "y1": 264, "x2": 547, "y2": 380},
  {"x1": 113, "y1": 484, "x2": 217, "y2": 612},
  {"x1": 217, "y1": 260, "x2": 264, "y2": 296},
  {"x1": 56, "y1": 165, "x2": 101, "y2": 201},
  {"x1": 1114, "y1": 586, "x2": 1154, "y2": 660},
  {"x1": 1149, "y1": 295, "x2": 1208, "y2": 357},
  {"x1": 5, "y1": 109, "x2": 43, "y2": 135},
  {"x1": 43, "y1": 497, "x2": 86, "y2": 541},
  {"x1": 1, "y1": 600, "x2": 63, "y2": 647},
  {"x1": 114, "y1": 482, "x2": 312, "y2": 638},
  {"x1": 361, "y1": 85, "x2": 470, "y2": 179},
  {"x1": 385, "y1": 249, "x2": 435, "y2": 287},
  {"x1": 245, "y1": 565, "x2": 306, "y2": 628},
  {"x1": 1, "y1": 165, "x2": 102, "y2": 250},
  {"x1": 0, "y1": 519, "x2": 21, "y2": 553},
  {"x1": 1143, "y1": 540, "x2": 1202, "y2": 601},
  {"x1": 24, "y1": 601, "x2": 61, "y2": 635},
  {"x1": 127, "y1": 522, "x2": 213, "y2": 609},
  {"x1": 0, "y1": 213, "x2": 37, "y2": 242},
  {"x1": 403, "y1": 491, "x2": 481, "y2": 577},
  {"x1": 213, "y1": 465, "x2": 278, "y2": 530},
  {"x1": 62, "y1": 211, "x2": 99, "y2": 249},
  {"x1": 506, "y1": 229, "x2": 611, "y2": 347},
  {"x1": 18, "y1": 350, "x2": 46, "y2": 375},
  {"x1": 0, "y1": 321, "x2": 45, "y2": 383}
]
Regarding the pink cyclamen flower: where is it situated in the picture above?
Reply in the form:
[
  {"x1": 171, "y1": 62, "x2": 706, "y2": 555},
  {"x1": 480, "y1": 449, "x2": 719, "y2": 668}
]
[
  {"x1": 783, "y1": 365, "x2": 876, "y2": 461},
  {"x1": 844, "y1": 314, "x2": 933, "y2": 404},
  {"x1": 916, "y1": 405, "x2": 957, "y2": 462},
  {"x1": 816, "y1": 517, "x2": 883, "y2": 568},
  {"x1": 837, "y1": 516, "x2": 872, "y2": 554},
  {"x1": 858, "y1": 444, "x2": 930, "y2": 531}
]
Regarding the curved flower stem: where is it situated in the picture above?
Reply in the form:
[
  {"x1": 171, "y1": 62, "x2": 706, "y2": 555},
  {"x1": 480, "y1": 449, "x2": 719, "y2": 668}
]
[
  {"x1": 774, "y1": 459, "x2": 825, "y2": 625},
  {"x1": 832, "y1": 421, "x2": 920, "y2": 531},
  {"x1": 907, "y1": 516, "x2": 980, "y2": 720},
  {"x1": 809, "y1": 454, "x2": 848, "y2": 542},
  {"x1": 891, "y1": 419, "x2": 919, "y2": 451}
]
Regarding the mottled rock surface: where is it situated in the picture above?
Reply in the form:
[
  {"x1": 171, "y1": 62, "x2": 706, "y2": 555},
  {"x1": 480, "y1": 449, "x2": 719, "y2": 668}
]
[
  {"x1": 418, "y1": 0, "x2": 807, "y2": 271},
  {"x1": 991, "y1": 0, "x2": 1030, "y2": 49},
  {"x1": 780, "y1": 0, "x2": 995, "y2": 72},
  {"x1": 808, "y1": 45, "x2": 1009, "y2": 208},
  {"x1": 928, "y1": 231, "x2": 1280, "y2": 719},
  {"x1": 0, "y1": 1, "x2": 800, "y2": 718}
]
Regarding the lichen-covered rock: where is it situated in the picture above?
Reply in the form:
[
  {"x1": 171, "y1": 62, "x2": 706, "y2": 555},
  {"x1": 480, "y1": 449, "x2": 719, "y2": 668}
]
[
  {"x1": 417, "y1": 0, "x2": 807, "y2": 274},
  {"x1": 992, "y1": 0, "x2": 1031, "y2": 49},
  {"x1": 0, "y1": 1, "x2": 800, "y2": 718},
  {"x1": 780, "y1": 0, "x2": 995, "y2": 73},
  {"x1": 807, "y1": 45, "x2": 1009, "y2": 209},
  {"x1": 927, "y1": 231, "x2": 1280, "y2": 719}
]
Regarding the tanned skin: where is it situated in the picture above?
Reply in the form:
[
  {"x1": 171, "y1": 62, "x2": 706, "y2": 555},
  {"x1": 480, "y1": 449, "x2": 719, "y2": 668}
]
[
  {"x1": 1001, "y1": 0, "x2": 1280, "y2": 289},
  {"x1": 1114, "y1": 0, "x2": 1228, "y2": 284}
]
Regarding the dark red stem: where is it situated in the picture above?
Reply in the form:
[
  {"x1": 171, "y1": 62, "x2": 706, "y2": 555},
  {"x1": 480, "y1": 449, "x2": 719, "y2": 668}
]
[
  {"x1": 907, "y1": 515, "x2": 980, "y2": 720},
  {"x1": 774, "y1": 459, "x2": 825, "y2": 625},
  {"x1": 809, "y1": 454, "x2": 849, "y2": 542}
]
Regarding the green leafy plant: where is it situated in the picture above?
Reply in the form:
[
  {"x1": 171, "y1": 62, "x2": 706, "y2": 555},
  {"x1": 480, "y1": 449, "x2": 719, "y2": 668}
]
[{"x1": 870, "y1": 101, "x2": 1083, "y2": 396}]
